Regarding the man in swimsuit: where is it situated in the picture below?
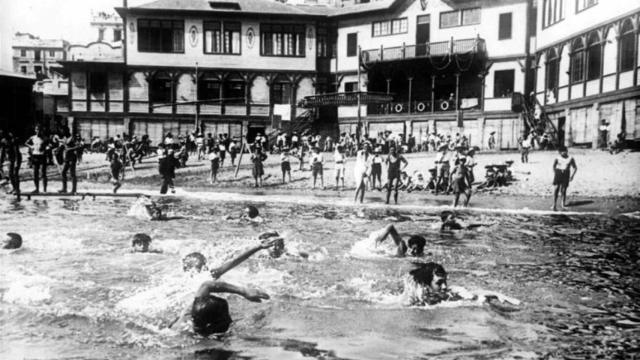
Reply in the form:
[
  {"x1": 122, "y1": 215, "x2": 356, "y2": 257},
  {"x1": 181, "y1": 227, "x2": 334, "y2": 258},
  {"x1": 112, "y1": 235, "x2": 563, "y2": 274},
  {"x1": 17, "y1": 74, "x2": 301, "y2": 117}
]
[
  {"x1": 385, "y1": 147, "x2": 408, "y2": 205},
  {"x1": 59, "y1": 127, "x2": 80, "y2": 194},
  {"x1": 552, "y1": 146, "x2": 577, "y2": 211},
  {"x1": 25, "y1": 125, "x2": 49, "y2": 193},
  {"x1": 372, "y1": 224, "x2": 427, "y2": 257},
  {"x1": 449, "y1": 157, "x2": 472, "y2": 207},
  {"x1": 2, "y1": 132, "x2": 22, "y2": 196},
  {"x1": 170, "y1": 238, "x2": 278, "y2": 336}
]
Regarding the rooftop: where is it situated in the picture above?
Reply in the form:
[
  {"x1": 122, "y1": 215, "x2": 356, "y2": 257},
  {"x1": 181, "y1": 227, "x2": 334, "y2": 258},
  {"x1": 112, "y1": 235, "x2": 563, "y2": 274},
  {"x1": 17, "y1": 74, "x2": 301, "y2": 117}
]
[{"x1": 13, "y1": 32, "x2": 68, "y2": 49}]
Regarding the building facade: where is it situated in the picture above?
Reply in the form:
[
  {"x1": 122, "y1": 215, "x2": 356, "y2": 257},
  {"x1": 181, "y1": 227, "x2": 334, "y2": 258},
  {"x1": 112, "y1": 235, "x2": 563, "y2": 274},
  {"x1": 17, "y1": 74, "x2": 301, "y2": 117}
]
[
  {"x1": 534, "y1": 0, "x2": 640, "y2": 147},
  {"x1": 61, "y1": 0, "x2": 639, "y2": 149},
  {"x1": 12, "y1": 32, "x2": 68, "y2": 79},
  {"x1": 91, "y1": 11, "x2": 125, "y2": 46}
]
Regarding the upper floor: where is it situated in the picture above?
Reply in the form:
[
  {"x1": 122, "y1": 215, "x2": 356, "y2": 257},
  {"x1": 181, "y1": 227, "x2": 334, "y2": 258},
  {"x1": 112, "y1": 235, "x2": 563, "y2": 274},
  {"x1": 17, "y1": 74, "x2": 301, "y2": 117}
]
[
  {"x1": 91, "y1": 11, "x2": 124, "y2": 45},
  {"x1": 536, "y1": 0, "x2": 640, "y2": 50}
]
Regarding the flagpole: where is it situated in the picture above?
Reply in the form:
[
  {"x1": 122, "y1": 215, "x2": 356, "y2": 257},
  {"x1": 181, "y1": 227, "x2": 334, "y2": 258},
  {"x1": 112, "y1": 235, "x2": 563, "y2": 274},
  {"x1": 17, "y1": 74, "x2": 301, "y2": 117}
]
[
  {"x1": 356, "y1": 45, "x2": 362, "y2": 147},
  {"x1": 195, "y1": 62, "x2": 199, "y2": 131}
]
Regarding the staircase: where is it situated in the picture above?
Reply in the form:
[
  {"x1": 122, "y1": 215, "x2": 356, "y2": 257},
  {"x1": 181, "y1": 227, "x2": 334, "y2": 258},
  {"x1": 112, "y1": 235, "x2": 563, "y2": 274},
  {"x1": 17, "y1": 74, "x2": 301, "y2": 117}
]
[
  {"x1": 265, "y1": 109, "x2": 314, "y2": 146},
  {"x1": 513, "y1": 93, "x2": 560, "y2": 148}
]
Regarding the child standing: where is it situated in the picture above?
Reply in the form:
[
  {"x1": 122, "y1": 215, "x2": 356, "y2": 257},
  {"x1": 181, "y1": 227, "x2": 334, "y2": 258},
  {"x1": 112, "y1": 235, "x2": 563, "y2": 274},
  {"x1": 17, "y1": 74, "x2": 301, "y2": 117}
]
[
  {"x1": 229, "y1": 140, "x2": 238, "y2": 166},
  {"x1": 110, "y1": 154, "x2": 123, "y2": 193},
  {"x1": 280, "y1": 148, "x2": 292, "y2": 184},
  {"x1": 333, "y1": 146, "x2": 346, "y2": 189},
  {"x1": 251, "y1": 148, "x2": 268, "y2": 187},
  {"x1": 449, "y1": 157, "x2": 471, "y2": 207},
  {"x1": 552, "y1": 146, "x2": 577, "y2": 211},
  {"x1": 209, "y1": 148, "x2": 220, "y2": 184},
  {"x1": 311, "y1": 147, "x2": 324, "y2": 189}
]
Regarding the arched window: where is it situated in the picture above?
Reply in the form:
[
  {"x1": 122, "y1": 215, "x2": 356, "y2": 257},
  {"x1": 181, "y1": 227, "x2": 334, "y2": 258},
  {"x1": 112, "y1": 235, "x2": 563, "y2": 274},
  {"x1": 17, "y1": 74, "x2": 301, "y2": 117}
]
[
  {"x1": 619, "y1": 20, "x2": 636, "y2": 72},
  {"x1": 570, "y1": 38, "x2": 585, "y2": 83},
  {"x1": 546, "y1": 48, "x2": 560, "y2": 95},
  {"x1": 586, "y1": 32, "x2": 602, "y2": 80}
]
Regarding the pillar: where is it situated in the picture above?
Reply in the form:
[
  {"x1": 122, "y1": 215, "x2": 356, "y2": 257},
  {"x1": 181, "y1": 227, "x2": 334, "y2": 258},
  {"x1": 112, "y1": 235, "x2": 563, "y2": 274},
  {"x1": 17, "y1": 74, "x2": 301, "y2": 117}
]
[{"x1": 431, "y1": 75, "x2": 436, "y2": 113}]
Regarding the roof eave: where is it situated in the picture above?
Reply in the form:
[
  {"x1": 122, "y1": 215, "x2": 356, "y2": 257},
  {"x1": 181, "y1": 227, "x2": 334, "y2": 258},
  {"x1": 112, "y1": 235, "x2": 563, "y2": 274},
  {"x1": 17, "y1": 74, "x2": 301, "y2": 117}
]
[{"x1": 115, "y1": 6, "x2": 326, "y2": 20}]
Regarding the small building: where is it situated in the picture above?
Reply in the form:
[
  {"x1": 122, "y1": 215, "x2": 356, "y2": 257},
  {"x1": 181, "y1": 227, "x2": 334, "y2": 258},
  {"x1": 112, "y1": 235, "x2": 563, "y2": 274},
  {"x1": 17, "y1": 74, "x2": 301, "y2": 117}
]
[
  {"x1": 534, "y1": 0, "x2": 640, "y2": 147},
  {"x1": 12, "y1": 32, "x2": 69, "y2": 79},
  {"x1": 91, "y1": 10, "x2": 124, "y2": 46}
]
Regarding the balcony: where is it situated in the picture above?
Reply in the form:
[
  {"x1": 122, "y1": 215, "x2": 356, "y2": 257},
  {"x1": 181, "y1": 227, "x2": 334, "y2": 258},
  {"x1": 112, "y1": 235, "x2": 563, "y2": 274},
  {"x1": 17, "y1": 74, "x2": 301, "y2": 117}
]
[{"x1": 361, "y1": 37, "x2": 486, "y2": 66}]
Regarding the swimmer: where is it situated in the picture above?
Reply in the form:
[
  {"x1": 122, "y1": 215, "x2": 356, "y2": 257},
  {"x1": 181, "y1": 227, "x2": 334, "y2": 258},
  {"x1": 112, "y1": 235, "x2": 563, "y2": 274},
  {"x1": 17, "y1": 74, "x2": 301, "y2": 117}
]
[
  {"x1": 372, "y1": 224, "x2": 426, "y2": 257},
  {"x1": 182, "y1": 252, "x2": 208, "y2": 273},
  {"x1": 132, "y1": 233, "x2": 152, "y2": 253},
  {"x1": 223, "y1": 205, "x2": 264, "y2": 223},
  {"x1": 170, "y1": 237, "x2": 279, "y2": 336},
  {"x1": 403, "y1": 262, "x2": 452, "y2": 306},
  {"x1": 257, "y1": 231, "x2": 322, "y2": 260},
  {"x1": 439, "y1": 211, "x2": 491, "y2": 231},
  {"x1": 2, "y1": 233, "x2": 22, "y2": 250}
]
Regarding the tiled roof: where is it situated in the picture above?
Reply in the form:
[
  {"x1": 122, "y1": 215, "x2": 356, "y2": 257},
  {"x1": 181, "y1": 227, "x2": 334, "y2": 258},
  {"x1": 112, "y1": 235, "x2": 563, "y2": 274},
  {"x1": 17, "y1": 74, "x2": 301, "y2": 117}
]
[{"x1": 125, "y1": 0, "x2": 402, "y2": 17}]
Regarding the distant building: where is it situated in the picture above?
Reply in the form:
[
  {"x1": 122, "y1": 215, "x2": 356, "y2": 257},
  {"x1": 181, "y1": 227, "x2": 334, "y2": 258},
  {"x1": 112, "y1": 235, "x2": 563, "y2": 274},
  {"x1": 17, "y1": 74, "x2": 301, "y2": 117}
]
[
  {"x1": 534, "y1": 1, "x2": 640, "y2": 147},
  {"x1": 90, "y1": 10, "x2": 124, "y2": 46},
  {"x1": 12, "y1": 32, "x2": 69, "y2": 79}
]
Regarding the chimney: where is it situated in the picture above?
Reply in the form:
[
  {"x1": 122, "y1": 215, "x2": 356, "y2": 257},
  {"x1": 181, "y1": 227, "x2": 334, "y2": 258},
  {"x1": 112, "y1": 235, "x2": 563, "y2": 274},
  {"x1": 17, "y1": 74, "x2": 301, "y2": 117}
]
[{"x1": 123, "y1": 0, "x2": 128, "y2": 8}]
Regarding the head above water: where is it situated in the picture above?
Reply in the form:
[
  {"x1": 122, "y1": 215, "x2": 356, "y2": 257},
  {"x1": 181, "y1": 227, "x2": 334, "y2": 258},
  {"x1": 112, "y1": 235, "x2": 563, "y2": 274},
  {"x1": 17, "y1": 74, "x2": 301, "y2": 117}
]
[
  {"x1": 245, "y1": 206, "x2": 259, "y2": 219},
  {"x1": 440, "y1": 211, "x2": 456, "y2": 223},
  {"x1": 3, "y1": 233, "x2": 22, "y2": 250},
  {"x1": 192, "y1": 295, "x2": 232, "y2": 336},
  {"x1": 183, "y1": 252, "x2": 207, "y2": 272},
  {"x1": 409, "y1": 262, "x2": 448, "y2": 292},
  {"x1": 132, "y1": 233, "x2": 152, "y2": 252},
  {"x1": 407, "y1": 235, "x2": 426, "y2": 257}
]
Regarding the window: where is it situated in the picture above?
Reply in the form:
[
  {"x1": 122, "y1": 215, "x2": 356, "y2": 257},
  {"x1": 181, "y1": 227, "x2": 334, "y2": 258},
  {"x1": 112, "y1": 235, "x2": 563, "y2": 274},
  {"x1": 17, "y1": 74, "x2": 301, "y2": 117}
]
[
  {"x1": 20, "y1": 66, "x2": 27, "y2": 74},
  {"x1": 372, "y1": 18, "x2": 408, "y2": 37},
  {"x1": 34, "y1": 65, "x2": 42, "y2": 74},
  {"x1": 344, "y1": 82, "x2": 358, "y2": 93},
  {"x1": 542, "y1": 0, "x2": 564, "y2": 28},
  {"x1": 20, "y1": 49, "x2": 26, "y2": 57},
  {"x1": 34, "y1": 50, "x2": 41, "y2": 61},
  {"x1": 204, "y1": 21, "x2": 241, "y2": 54},
  {"x1": 546, "y1": 49, "x2": 560, "y2": 94},
  {"x1": 89, "y1": 72, "x2": 107, "y2": 94},
  {"x1": 346, "y1": 32, "x2": 357, "y2": 57},
  {"x1": 260, "y1": 24, "x2": 305, "y2": 57},
  {"x1": 149, "y1": 76, "x2": 173, "y2": 103},
  {"x1": 570, "y1": 38, "x2": 585, "y2": 83},
  {"x1": 498, "y1": 13, "x2": 512, "y2": 40},
  {"x1": 198, "y1": 79, "x2": 220, "y2": 101},
  {"x1": 49, "y1": 50, "x2": 55, "y2": 57},
  {"x1": 114, "y1": 29, "x2": 122, "y2": 42},
  {"x1": 440, "y1": 8, "x2": 480, "y2": 28},
  {"x1": 494, "y1": 70, "x2": 514, "y2": 98},
  {"x1": 317, "y1": 27, "x2": 330, "y2": 58},
  {"x1": 224, "y1": 80, "x2": 246, "y2": 103},
  {"x1": 619, "y1": 20, "x2": 635, "y2": 72},
  {"x1": 138, "y1": 19, "x2": 184, "y2": 53},
  {"x1": 272, "y1": 82, "x2": 291, "y2": 104},
  {"x1": 99, "y1": 28, "x2": 105, "y2": 42},
  {"x1": 586, "y1": 32, "x2": 601, "y2": 80},
  {"x1": 576, "y1": 0, "x2": 597, "y2": 12}
]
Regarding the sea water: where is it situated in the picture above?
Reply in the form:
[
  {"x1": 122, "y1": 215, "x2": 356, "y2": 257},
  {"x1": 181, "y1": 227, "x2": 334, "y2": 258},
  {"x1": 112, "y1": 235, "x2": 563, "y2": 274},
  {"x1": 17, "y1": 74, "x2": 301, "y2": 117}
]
[{"x1": 1, "y1": 194, "x2": 638, "y2": 359}]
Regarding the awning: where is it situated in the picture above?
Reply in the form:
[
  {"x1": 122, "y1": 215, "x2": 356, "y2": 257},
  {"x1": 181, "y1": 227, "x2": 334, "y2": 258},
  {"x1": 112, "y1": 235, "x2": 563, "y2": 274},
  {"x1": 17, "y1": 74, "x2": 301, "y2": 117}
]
[{"x1": 298, "y1": 91, "x2": 393, "y2": 108}]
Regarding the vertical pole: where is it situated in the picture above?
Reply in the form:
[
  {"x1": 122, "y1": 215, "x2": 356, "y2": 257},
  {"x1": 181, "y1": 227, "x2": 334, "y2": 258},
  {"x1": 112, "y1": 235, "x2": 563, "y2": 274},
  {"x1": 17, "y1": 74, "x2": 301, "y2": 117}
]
[
  {"x1": 386, "y1": 78, "x2": 391, "y2": 114},
  {"x1": 407, "y1": 77, "x2": 413, "y2": 114},
  {"x1": 357, "y1": 45, "x2": 362, "y2": 146},
  {"x1": 195, "y1": 62, "x2": 199, "y2": 130},
  {"x1": 431, "y1": 75, "x2": 435, "y2": 113}
]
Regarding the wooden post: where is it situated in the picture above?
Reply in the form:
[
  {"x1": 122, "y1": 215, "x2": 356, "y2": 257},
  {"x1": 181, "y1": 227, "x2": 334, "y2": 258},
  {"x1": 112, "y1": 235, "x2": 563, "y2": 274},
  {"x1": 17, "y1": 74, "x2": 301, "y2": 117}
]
[{"x1": 234, "y1": 138, "x2": 247, "y2": 178}]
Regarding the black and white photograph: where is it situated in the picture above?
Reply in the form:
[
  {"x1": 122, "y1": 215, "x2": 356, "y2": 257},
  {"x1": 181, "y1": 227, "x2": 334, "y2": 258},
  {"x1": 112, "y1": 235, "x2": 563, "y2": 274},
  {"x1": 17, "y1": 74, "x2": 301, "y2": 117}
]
[{"x1": 1, "y1": 0, "x2": 639, "y2": 358}]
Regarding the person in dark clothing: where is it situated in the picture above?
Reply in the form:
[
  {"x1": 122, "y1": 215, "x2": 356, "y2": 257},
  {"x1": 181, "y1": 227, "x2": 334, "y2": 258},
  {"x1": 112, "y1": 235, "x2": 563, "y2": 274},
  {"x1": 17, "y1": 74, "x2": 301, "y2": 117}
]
[
  {"x1": 1, "y1": 132, "x2": 22, "y2": 195},
  {"x1": 59, "y1": 128, "x2": 80, "y2": 194},
  {"x1": 159, "y1": 150, "x2": 179, "y2": 194},
  {"x1": 385, "y1": 147, "x2": 408, "y2": 204},
  {"x1": 251, "y1": 147, "x2": 268, "y2": 188}
]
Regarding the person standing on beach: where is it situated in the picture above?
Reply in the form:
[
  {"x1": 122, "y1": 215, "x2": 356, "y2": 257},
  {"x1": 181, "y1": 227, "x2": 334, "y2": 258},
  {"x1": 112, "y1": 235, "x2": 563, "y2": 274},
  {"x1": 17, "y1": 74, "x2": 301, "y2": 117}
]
[
  {"x1": 25, "y1": 125, "x2": 49, "y2": 194},
  {"x1": 159, "y1": 149, "x2": 178, "y2": 194},
  {"x1": 449, "y1": 157, "x2": 472, "y2": 207},
  {"x1": 59, "y1": 127, "x2": 80, "y2": 194},
  {"x1": 280, "y1": 147, "x2": 292, "y2": 184},
  {"x1": 370, "y1": 148, "x2": 383, "y2": 190},
  {"x1": 208, "y1": 148, "x2": 220, "y2": 184},
  {"x1": 2, "y1": 132, "x2": 22, "y2": 195},
  {"x1": 110, "y1": 154, "x2": 123, "y2": 193},
  {"x1": 552, "y1": 146, "x2": 577, "y2": 211},
  {"x1": 353, "y1": 145, "x2": 370, "y2": 204},
  {"x1": 385, "y1": 147, "x2": 408, "y2": 205},
  {"x1": 333, "y1": 146, "x2": 346, "y2": 189},
  {"x1": 520, "y1": 133, "x2": 531, "y2": 164},
  {"x1": 311, "y1": 147, "x2": 324, "y2": 189},
  {"x1": 251, "y1": 147, "x2": 267, "y2": 188}
]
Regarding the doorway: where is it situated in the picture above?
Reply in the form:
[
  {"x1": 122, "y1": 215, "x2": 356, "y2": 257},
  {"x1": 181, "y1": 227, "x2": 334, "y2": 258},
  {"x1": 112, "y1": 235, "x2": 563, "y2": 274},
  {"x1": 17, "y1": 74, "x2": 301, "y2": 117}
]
[
  {"x1": 247, "y1": 126, "x2": 266, "y2": 144},
  {"x1": 557, "y1": 116, "x2": 565, "y2": 146},
  {"x1": 416, "y1": 15, "x2": 430, "y2": 56}
]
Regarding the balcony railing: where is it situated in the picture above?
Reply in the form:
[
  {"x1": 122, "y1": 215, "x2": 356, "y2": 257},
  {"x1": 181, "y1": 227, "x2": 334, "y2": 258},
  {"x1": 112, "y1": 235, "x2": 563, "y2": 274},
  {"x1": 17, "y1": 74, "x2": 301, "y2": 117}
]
[{"x1": 362, "y1": 37, "x2": 486, "y2": 65}]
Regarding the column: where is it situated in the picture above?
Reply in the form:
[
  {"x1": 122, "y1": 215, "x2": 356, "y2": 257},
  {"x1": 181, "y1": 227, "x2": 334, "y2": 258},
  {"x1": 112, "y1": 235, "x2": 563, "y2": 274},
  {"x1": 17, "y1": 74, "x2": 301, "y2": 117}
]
[
  {"x1": 430, "y1": 75, "x2": 435, "y2": 114},
  {"x1": 407, "y1": 77, "x2": 413, "y2": 115}
]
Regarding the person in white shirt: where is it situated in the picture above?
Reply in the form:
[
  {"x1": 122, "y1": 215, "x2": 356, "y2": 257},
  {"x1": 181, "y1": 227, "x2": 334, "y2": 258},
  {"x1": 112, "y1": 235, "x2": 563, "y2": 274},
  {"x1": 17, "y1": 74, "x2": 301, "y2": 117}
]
[
  {"x1": 280, "y1": 148, "x2": 292, "y2": 184},
  {"x1": 521, "y1": 133, "x2": 532, "y2": 163},
  {"x1": 353, "y1": 145, "x2": 370, "y2": 203}
]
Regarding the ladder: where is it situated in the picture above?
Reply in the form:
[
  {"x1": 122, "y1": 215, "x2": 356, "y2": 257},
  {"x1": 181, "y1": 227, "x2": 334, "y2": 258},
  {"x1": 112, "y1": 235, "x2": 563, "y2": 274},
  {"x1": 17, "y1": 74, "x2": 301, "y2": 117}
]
[{"x1": 516, "y1": 93, "x2": 560, "y2": 148}]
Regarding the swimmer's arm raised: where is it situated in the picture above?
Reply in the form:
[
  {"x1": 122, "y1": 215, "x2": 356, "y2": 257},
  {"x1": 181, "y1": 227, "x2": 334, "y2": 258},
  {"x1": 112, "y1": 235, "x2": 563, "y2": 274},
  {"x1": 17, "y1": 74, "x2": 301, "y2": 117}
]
[
  {"x1": 209, "y1": 241, "x2": 276, "y2": 279},
  {"x1": 196, "y1": 280, "x2": 269, "y2": 303},
  {"x1": 374, "y1": 225, "x2": 407, "y2": 257}
]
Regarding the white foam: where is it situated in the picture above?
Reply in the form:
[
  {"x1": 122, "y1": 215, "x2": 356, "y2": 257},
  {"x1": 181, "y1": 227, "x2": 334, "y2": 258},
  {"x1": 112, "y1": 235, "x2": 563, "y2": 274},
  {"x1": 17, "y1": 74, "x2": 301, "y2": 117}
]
[{"x1": 348, "y1": 228, "x2": 399, "y2": 260}]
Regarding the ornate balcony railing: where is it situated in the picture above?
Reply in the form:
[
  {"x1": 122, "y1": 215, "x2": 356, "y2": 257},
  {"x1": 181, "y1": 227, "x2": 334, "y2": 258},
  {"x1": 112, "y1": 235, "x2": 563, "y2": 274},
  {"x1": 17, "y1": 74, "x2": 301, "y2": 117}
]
[{"x1": 361, "y1": 37, "x2": 486, "y2": 65}]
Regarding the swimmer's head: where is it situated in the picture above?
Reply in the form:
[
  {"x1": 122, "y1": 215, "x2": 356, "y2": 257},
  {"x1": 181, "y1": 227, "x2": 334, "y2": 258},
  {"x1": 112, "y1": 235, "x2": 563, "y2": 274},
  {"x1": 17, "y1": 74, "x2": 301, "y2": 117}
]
[
  {"x1": 132, "y1": 233, "x2": 151, "y2": 252},
  {"x1": 245, "y1": 206, "x2": 259, "y2": 219},
  {"x1": 440, "y1": 211, "x2": 455, "y2": 222},
  {"x1": 192, "y1": 295, "x2": 232, "y2": 336},
  {"x1": 410, "y1": 262, "x2": 448, "y2": 292},
  {"x1": 183, "y1": 252, "x2": 207, "y2": 272},
  {"x1": 407, "y1": 235, "x2": 426, "y2": 257},
  {"x1": 3, "y1": 233, "x2": 22, "y2": 249}
]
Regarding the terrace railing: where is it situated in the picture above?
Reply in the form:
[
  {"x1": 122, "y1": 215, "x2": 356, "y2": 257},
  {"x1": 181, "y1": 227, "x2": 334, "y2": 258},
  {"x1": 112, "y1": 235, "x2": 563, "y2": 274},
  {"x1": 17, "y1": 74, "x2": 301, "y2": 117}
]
[{"x1": 361, "y1": 37, "x2": 486, "y2": 65}]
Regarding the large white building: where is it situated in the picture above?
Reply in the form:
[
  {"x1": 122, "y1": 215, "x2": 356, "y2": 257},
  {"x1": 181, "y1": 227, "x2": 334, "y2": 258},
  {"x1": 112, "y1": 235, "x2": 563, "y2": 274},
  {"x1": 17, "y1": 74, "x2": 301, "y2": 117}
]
[
  {"x1": 534, "y1": 0, "x2": 640, "y2": 147},
  {"x1": 58, "y1": 0, "x2": 639, "y2": 149}
]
